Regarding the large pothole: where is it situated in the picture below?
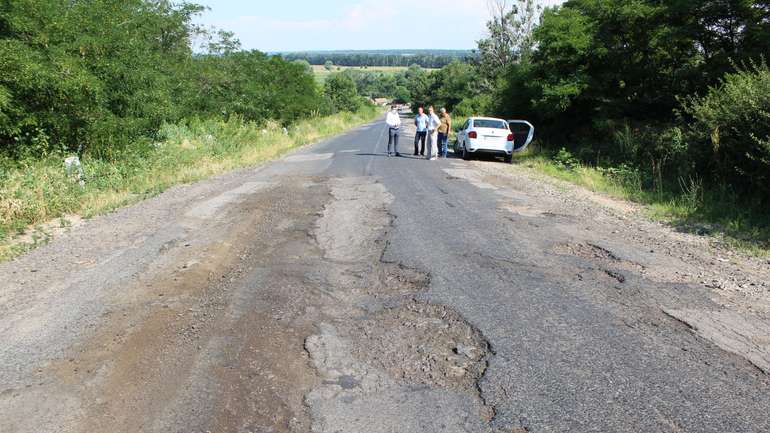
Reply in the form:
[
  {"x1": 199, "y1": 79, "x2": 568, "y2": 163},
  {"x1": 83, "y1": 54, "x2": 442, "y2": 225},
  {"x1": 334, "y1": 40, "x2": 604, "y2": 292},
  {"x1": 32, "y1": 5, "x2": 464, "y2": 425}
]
[
  {"x1": 306, "y1": 176, "x2": 495, "y2": 431},
  {"x1": 348, "y1": 301, "x2": 490, "y2": 394},
  {"x1": 554, "y1": 242, "x2": 620, "y2": 261},
  {"x1": 369, "y1": 263, "x2": 430, "y2": 297},
  {"x1": 554, "y1": 241, "x2": 645, "y2": 274}
]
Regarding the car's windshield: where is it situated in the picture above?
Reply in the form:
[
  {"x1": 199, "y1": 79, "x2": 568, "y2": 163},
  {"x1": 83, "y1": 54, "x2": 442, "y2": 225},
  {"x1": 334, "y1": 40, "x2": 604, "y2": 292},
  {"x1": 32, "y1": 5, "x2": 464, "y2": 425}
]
[{"x1": 473, "y1": 119, "x2": 508, "y2": 129}]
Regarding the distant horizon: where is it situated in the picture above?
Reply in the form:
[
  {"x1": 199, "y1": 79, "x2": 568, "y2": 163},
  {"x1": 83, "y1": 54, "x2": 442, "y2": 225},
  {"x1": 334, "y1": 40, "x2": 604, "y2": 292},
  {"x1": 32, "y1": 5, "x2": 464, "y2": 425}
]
[{"x1": 269, "y1": 49, "x2": 476, "y2": 54}]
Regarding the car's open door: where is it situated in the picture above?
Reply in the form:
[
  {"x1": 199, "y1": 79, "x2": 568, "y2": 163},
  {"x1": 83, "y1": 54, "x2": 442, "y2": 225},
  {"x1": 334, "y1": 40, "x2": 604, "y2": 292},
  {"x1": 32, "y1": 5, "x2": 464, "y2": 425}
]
[{"x1": 507, "y1": 120, "x2": 534, "y2": 152}]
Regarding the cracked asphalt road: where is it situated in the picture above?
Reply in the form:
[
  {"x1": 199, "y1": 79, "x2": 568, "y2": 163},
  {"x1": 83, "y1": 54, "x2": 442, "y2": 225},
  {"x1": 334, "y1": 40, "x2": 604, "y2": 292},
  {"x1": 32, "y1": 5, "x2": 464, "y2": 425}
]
[{"x1": 2, "y1": 115, "x2": 770, "y2": 433}]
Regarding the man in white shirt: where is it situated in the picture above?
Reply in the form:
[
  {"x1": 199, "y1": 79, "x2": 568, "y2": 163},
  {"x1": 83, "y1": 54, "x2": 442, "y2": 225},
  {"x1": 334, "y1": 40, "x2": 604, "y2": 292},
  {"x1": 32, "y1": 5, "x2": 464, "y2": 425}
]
[
  {"x1": 426, "y1": 106, "x2": 441, "y2": 160},
  {"x1": 385, "y1": 105, "x2": 402, "y2": 157}
]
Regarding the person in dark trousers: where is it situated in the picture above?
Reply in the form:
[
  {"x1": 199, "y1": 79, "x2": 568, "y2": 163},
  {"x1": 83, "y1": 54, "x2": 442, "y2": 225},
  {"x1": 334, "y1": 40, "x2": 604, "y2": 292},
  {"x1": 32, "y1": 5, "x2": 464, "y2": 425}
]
[
  {"x1": 437, "y1": 107, "x2": 452, "y2": 158},
  {"x1": 414, "y1": 106, "x2": 429, "y2": 156},
  {"x1": 385, "y1": 105, "x2": 402, "y2": 157}
]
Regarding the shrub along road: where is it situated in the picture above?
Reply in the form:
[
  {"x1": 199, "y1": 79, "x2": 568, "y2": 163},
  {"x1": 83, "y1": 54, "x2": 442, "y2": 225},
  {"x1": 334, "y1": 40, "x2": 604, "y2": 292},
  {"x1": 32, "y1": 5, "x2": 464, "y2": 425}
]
[{"x1": 1, "y1": 117, "x2": 770, "y2": 432}]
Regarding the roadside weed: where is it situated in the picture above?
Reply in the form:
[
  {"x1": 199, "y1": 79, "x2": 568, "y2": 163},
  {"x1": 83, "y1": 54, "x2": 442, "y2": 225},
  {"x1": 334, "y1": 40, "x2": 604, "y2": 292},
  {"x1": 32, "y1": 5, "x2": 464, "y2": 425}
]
[{"x1": 510, "y1": 147, "x2": 770, "y2": 256}]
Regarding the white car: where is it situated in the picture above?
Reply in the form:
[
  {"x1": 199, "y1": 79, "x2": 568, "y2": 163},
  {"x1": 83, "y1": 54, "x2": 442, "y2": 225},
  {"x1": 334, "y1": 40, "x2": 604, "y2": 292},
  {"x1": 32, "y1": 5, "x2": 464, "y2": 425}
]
[{"x1": 455, "y1": 117, "x2": 534, "y2": 163}]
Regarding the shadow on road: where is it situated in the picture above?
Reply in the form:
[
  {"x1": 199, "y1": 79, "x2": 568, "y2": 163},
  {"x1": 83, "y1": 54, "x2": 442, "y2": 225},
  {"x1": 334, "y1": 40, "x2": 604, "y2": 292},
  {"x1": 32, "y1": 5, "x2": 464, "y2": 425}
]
[{"x1": 356, "y1": 153, "x2": 437, "y2": 160}]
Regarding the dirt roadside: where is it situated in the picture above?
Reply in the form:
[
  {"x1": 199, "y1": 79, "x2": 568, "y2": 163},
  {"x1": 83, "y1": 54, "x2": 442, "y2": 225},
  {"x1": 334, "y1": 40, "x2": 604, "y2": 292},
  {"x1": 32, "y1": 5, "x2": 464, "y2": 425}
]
[{"x1": 467, "y1": 159, "x2": 770, "y2": 375}]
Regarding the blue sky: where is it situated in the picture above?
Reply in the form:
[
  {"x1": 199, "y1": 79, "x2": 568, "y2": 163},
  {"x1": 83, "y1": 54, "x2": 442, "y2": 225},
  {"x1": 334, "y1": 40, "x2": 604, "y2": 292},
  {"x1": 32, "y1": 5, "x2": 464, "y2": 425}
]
[{"x1": 193, "y1": 0, "x2": 565, "y2": 52}]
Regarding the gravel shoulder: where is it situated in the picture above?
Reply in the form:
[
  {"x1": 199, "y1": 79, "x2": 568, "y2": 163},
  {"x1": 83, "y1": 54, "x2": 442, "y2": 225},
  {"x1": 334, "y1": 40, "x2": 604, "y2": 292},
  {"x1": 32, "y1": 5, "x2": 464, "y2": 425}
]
[{"x1": 473, "y1": 159, "x2": 770, "y2": 374}]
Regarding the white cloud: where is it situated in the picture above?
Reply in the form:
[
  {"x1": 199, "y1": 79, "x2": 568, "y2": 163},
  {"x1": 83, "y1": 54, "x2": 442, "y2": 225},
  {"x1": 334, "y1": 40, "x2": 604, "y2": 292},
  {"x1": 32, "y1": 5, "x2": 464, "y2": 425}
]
[{"x1": 215, "y1": 0, "x2": 400, "y2": 35}]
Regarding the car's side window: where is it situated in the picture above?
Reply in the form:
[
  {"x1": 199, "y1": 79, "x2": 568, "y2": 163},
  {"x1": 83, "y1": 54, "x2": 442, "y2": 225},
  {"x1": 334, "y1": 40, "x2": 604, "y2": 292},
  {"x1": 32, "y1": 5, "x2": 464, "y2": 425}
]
[{"x1": 464, "y1": 120, "x2": 470, "y2": 130}]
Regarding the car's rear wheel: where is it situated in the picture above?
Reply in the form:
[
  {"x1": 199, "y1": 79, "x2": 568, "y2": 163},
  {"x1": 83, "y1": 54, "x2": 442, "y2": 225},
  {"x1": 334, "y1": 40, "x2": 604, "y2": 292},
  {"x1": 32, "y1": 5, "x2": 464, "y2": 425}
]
[{"x1": 462, "y1": 144, "x2": 471, "y2": 161}]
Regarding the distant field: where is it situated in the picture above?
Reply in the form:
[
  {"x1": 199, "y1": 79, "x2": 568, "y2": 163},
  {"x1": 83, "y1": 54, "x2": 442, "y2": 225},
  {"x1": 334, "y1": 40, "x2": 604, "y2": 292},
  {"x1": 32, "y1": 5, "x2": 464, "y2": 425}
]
[{"x1": 311, "y1": 65, "x2": 435, "y2": 82}]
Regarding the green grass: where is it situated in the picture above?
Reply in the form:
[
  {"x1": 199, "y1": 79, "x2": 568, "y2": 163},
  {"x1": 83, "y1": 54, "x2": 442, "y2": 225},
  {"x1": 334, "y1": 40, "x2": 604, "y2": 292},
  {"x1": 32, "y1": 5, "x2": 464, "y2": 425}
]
[
  {"x1": 311, "y1": 65, "x2": 435, "y2": 82},
  {"x1": 510, "y1": 147, "x2": 770, "y2": 256},
  {"x1": 0, "y1": 106, "x2": 381, "y2": 261}
]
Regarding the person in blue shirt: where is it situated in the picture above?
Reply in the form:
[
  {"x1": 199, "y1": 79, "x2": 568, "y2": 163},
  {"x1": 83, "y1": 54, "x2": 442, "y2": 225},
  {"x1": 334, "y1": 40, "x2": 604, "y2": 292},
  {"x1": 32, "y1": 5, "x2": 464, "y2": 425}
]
[{"x1": 413, "y1": 107, "x2": 429, "y2": 156}]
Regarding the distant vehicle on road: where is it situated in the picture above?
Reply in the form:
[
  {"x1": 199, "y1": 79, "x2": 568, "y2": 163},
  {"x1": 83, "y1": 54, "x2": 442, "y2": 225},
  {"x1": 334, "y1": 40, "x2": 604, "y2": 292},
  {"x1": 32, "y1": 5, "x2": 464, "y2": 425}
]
[{"x1": 454, "y1": 117, "x2": 534, "y2": 163}]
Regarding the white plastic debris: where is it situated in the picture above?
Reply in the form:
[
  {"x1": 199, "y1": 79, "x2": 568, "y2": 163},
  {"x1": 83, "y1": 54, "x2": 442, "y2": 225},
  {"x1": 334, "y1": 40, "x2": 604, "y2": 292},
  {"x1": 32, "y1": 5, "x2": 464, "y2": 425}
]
[{"x1": 64, "y1": 156, "x2": 85, "y2": 187}]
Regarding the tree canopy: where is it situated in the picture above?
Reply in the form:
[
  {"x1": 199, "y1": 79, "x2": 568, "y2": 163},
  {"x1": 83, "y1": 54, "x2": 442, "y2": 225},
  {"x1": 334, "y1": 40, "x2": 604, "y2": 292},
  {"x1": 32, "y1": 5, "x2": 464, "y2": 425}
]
[{"x1": 0, "y1": 0, "x2": 367, "y2": 160}]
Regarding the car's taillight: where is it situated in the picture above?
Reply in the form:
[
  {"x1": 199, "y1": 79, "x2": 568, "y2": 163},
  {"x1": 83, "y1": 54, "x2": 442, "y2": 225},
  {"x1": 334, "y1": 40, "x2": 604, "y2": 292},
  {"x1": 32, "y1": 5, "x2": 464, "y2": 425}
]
[
  {"x1": 468, "y1": 131, "x2": 477, "y2": 139},
  {"x1": 507, "y1": 133, "x2": 514, "y2": 141}
]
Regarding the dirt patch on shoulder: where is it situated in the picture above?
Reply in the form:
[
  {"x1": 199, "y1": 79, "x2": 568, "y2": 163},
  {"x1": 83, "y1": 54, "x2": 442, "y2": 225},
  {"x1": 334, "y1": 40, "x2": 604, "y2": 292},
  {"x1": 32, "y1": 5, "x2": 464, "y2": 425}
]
[{"x1": 349, "y1": 301, "x2": 489, "y2": 394}]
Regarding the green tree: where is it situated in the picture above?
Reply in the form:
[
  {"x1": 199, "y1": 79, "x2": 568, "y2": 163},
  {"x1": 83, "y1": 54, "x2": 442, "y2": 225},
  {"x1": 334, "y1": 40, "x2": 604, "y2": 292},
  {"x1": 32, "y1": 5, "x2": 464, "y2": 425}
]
[
  {"x1": 520, "y1": 0, "x2": 769, "y2": 132},
  {"x1": 486, "y1": 0, "x2": 769, "y2": 200},
  {"x1": 690, "y1": 0, "x2": 770, "y2": 77},
  {"x1": 477, "y1": 0, "x2": 541, "y2": 81},
  {"x1": 293, "y1": 59, "x2": 313, "y2": 74},
  {"x1": 429, "y1": 61, "x2": 482, "y2": 112},
  {"x1": 401, "y1": 65, "x2": 432, "y2": 109},
  {"x1": 204, "y1": 30, "x2": 241, "y2": 55},
  {"x1": 324, "y1": 73, "x2": 361, "y2": 113},
  {"x1": 527, "y1": 5, "x2": 593, "y2": 117},
  {"x1": 183, "y1": 51, "x2": 321, "y2": 124},
  {"x1": 0, "y1": 0, "x2": 333, "y2": 160},
  {"x1": 0, "y1": 0, "x2": 203, "y2": 158}
]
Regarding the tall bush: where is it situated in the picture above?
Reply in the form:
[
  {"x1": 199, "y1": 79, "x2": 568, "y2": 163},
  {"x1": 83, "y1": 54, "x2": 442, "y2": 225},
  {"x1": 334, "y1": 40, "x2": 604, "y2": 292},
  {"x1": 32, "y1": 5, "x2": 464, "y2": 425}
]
[
  {"x1": 323, "y1": 74, "x2": 365, "y2": 113},
  {"x1": 682, "y1": 62, "x2": 770, "y2": 199},
  {"x1": 182, "y1": 52, "x2": 322, "y2": 125},
  {"x1": 0, "y1": 1, "x2": 325, "y2": 161},
  {"x1": 0, "y1": 0, "x2": 201, "y2": 159}
]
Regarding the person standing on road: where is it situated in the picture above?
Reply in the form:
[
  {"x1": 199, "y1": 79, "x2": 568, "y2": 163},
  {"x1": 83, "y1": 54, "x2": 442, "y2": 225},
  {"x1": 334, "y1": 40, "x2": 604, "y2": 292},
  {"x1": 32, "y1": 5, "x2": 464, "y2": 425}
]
[
  {"x1": 385, "y1": 105, "x2": 402, "y2": 157},
  {"x1": 414, "y1": 107, "x2": 429, "y2": 156},
  {"x1": 437, "y1": 107, "x2": 452, "y2": 158},
  {"x1": 426, "y1": 106, "x2": 441, "y2": 160}
]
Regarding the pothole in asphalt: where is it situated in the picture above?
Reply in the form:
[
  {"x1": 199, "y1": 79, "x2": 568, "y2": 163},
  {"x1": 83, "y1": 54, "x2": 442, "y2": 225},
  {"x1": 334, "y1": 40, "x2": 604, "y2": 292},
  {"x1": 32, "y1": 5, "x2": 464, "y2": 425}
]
[
  {"x1": 330, "y1": 263, "x2": 430, "y2": 310},
  {"x1": 554, "y1": 242, "x2": 645, "y2": 273},
  {"x1": 540, "y1": 211, "x2": 575, "y2": 220},
  {"x1": 348, "y1": 300, "x2": 489, "y2": 394},
  {"x1": 372, "y1": 263, "x2": 430, "y2": 296},
  {"x1": 500, "y1": 204, "x2": 542, "y2": 218},
  {"x1": 554, "y1": 242, "x2": 619, "y2": 260},
  {"x1": 500, "y1": 203, "x2": 577, "y2": 221}
]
